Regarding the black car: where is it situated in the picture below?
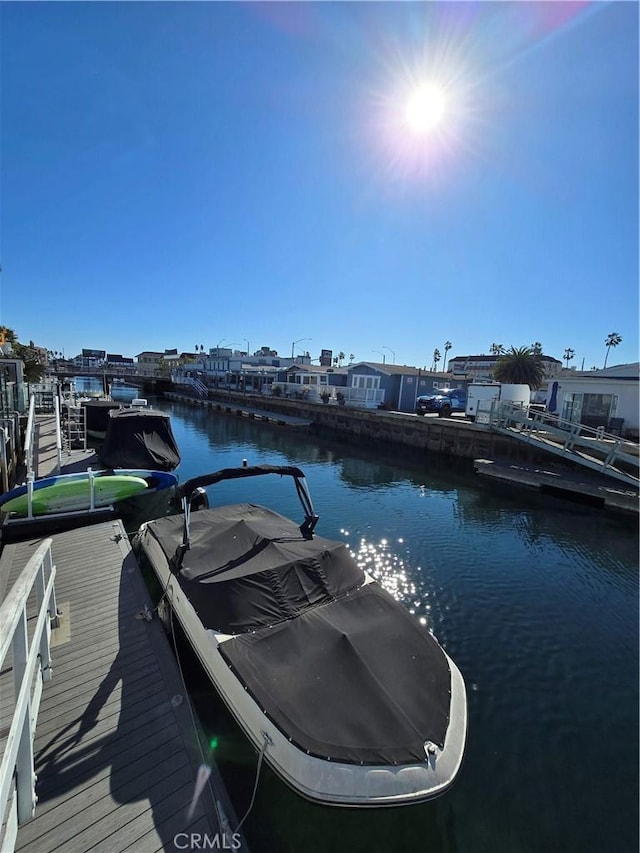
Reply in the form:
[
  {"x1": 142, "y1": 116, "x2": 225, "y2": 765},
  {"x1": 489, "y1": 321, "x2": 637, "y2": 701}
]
[{"x1": 415, "y1": 388, "x2": 467, "y2": 417}]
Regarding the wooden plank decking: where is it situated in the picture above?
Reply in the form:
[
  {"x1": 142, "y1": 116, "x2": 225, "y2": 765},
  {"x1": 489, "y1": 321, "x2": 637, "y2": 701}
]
[
  {"x1": 1, "y1": 521, "x2": 245, "y2": 852},
  {"x1": 32, "y1": 413, "x2": 100, "y2": 480}
]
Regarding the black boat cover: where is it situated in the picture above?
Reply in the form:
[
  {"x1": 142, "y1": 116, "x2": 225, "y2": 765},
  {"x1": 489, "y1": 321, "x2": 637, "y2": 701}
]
[
  {"x1": 146, "y1": 504, "x2": 364, "y2": 633},
  {"x1": 98, "y1": 408, "x2": 181, "y2": 471},
  {"x1": 221, "y1": 583, "x2": 451, "y2": 764},
  {"x1": 142, "y1": 503, "x2": 452, "y2": 764},
  {"x1": 81, "y1": 400, "x2": 122, "y2": 441}
]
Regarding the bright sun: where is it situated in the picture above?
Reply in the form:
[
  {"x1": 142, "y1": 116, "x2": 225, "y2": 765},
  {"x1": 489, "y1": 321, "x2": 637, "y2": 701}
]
[{"x1": 405, "y1": 84, "x2": 446, "y2": 134}]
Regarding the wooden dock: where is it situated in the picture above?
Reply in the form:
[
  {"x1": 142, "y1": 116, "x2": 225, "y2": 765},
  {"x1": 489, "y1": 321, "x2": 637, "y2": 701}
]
[
  {"x1": 31, "y1": 413, "x2": 100, "y2": 479},
  {"x1": 1, "y1": 413, "x2": 248, "y2": 852}
]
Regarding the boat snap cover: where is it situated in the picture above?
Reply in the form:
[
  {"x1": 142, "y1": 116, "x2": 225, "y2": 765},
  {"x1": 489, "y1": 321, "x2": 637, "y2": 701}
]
[
  {"x1": 144, "y1": 504, "x2": 364, "y2": 633},
  {"x1": 220, "y1": 582, "x2": 452, "y2": 764},
  {"x1": 98, "y1": 408, "x2": 181, "y2": 471}
]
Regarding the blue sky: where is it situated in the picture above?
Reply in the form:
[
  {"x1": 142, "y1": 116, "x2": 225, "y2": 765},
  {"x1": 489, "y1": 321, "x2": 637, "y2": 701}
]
[{"x1": 1, "y1": 1, "x2": 637, "y2": 370}]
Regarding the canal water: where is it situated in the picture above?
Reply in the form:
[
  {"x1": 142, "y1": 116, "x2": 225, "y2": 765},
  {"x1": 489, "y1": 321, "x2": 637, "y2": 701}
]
[{"x1": 145, "y1": 399, "x2": 639, "y2": 853}]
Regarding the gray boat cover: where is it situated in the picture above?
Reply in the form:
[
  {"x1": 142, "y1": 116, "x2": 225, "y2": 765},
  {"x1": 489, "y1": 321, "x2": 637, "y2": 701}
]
[
  {"x1": 98, "y1": 409, "x2": 181, "y2": 471},
  {"x1": 142, "y1": 503, "x2": 452, "y2": 763}
]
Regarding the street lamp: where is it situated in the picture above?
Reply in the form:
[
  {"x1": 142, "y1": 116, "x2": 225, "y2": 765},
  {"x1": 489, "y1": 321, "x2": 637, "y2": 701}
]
[
  {"x1": 291, "y1": 337, "x2": 311, "y2": 358},
  {"x1": 382, "y1": 346, "x2": 395, "y2": 364},
  {"x1": 373, "y1": 350, "x2": 386, "y2": 365}
]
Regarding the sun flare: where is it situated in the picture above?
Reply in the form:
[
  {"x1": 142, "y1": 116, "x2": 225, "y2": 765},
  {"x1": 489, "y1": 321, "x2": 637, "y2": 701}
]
[{"x1": 405, "y1": 84, "x2": 446, "y2": 134}]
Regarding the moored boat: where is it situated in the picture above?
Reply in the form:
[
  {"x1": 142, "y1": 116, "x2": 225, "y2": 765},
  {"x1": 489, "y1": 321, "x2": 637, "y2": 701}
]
[
  {"x1": 98, "y1": 408, "x2": 181, "y2": 471},
  {"x1": 133, "y1": 464, "x2": 467, "y2": 807}
]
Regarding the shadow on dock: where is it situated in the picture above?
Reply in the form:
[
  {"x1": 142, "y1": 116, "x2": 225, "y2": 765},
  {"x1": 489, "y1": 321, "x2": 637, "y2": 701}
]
[{"x1": 15, "y1": 526, "x2": 240, "y2": 852}]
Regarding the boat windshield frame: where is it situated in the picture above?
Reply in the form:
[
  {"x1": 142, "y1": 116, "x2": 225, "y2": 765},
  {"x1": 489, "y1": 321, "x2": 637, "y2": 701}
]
[{"x1": 177, "y1": 464, "x2": 319, "y2": 562}]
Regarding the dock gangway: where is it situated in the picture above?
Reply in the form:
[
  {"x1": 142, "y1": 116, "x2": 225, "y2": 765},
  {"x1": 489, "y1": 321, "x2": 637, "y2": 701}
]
[{"x1": 476, "y1": 400, "x2": 640, "y2": 488}]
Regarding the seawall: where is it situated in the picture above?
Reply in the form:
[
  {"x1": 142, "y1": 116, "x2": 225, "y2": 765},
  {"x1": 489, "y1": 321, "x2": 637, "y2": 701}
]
[{"x1": 165, "y1": 391, "x2": 558, "y2": 466}]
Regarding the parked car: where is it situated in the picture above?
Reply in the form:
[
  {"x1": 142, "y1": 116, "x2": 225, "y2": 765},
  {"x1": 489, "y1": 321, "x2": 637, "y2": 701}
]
[{"x1": 415, "y1": 388, "x2": 467, "y2": 417}]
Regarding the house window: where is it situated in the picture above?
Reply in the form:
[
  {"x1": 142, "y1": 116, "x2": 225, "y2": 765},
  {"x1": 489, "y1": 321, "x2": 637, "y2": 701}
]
[
  {"x1": 351, "y1": 374, "x2": 380, "y2": 390},
  {"x1": 583, "y1": 393, "x2": 618, "y2": 418},
  {"x1": 562, "y1": 393, "x2": 618, "y2": 423}
]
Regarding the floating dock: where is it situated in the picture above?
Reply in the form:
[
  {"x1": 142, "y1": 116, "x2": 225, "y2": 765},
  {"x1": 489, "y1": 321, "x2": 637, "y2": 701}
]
[
  {"x1": 1, "y1": 413, "x2": 248, "y2": 852},
  {"x1": 474, "y1": 458, "x2": 639, "y2": 515},
  {"x1": 1, "y1": 521, "x2": 245, "y2": 852}
]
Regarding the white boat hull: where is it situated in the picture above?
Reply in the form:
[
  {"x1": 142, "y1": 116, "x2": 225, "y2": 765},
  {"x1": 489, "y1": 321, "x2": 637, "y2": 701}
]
[{"x1": 141, "y1": 529, "x2": 467, "y2": 807}]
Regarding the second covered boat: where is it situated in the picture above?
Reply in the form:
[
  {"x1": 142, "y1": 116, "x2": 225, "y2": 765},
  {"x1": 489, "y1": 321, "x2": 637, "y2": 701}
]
[{"x1": 98, "y1": 407, "x2": 181, "y2": 471}]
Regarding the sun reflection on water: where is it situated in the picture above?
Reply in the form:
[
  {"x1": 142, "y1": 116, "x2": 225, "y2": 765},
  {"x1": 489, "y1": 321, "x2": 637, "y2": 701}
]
[{"x1": 340, "y1": 530, "x2": 436, "y2": 630}]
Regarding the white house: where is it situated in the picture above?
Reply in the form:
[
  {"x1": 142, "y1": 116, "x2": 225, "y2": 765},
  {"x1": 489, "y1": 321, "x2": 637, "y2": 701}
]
[{"x1": 545, "y1": 363, "x2": 639, "y2": 438}]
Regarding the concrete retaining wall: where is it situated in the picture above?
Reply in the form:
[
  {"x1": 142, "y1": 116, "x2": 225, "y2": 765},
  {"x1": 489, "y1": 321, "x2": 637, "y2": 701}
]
[{"x1": 165, "y1": 391, "x2": 557, "y2": 466}]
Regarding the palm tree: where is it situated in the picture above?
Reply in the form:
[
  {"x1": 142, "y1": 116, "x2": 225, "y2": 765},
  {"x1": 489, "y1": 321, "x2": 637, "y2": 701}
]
[
  {"x1": 489, "y1": 343, "x2": 505, "y2": 356},
  {"x1": 563, "y1": 347, "x2": 575, "y2": 369},
  {"x1": 531, "y1": 342, "x2": 543, "y2": 356},
  {"x1": 432, "y1": 348, "x2": 441, "y2": 372},
  {"x1": 443, "y1": 341, "x2": 452, "y2": 372},
  {"x1": 603, "y1": 332, "x2": 622, "y2": 368},
  {"x1": 493, "y1": 346, "x2": 546, "y2": 389},
  {"x1": 349, "y1": 353, "x2": 355, "y2": 364},
  {"x1": 338, "y1": 351, "x2": 345, "y2": 366},
  {"x1": 0, "y1": 327, "x2": 17, "y2": 344}
]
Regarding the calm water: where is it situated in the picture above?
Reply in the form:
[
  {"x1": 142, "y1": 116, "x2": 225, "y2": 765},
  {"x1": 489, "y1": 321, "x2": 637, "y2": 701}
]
[{"x1": 147, "y1": 399, "x2": 639, "y2": 853}]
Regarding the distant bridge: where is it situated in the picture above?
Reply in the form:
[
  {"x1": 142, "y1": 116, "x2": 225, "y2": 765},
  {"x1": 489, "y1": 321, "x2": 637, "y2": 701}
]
[{"x1": 48, "y1": 366, "x2": 171, "y2": 393}]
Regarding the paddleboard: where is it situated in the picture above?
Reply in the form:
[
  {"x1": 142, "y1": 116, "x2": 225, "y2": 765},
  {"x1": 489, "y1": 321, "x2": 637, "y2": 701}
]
[
  {"x1": 1, "y1": 474, "x2": 150, "y2": 517},
  {"x1": 0, "y1": 468, "x2": 178, "y2": 511}
]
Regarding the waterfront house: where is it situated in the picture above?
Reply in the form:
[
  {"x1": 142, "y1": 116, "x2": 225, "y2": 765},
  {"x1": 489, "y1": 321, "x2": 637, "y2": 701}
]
[
  {"x1": 343, "y1": 363, "x2": 447, "y2": 411},
  {"x1": 275, "y1": 364, "x2": 347, "y2": 400},
  {"x1": 173, "y1": 347, "x2": 310, "y2": 393},
  {"x1": 544, "y1": 363, "x2": 639, "y2": 438}
]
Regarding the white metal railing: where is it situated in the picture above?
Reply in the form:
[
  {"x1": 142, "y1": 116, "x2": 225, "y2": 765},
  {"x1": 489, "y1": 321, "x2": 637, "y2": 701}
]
[
  {"x1": 25, "y1": 383, "x2": 57, "y2": 414},
  {"x1": 22, "y1": 396, "x2": 37, "y2": 477},
  {"x1": 54, "y1": 396, "x2": 63, "y2": 472},
  {"x1": 181, "y1": 377, "x2": 208, "y2": 397},
  {"x1": 478, "y1": 400, "x2": 640, "y2": 486},
  {"x1": 13, "y1": 468, "x2": 107, "y2": 522},
  {"x1": 0, "y1": 539, "x2": 58, "y2": 852},
  {"x1": 346, "y1": 387, "x2": 385, "y2": 407}
]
